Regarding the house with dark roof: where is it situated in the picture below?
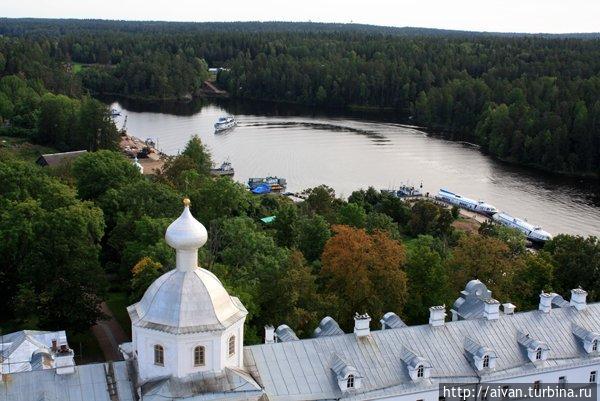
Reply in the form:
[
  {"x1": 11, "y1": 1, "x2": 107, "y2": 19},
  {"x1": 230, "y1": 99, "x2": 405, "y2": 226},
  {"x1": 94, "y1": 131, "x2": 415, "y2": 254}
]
[{"x1": 36, "y1": 150, "x2": 87, "y2": 167}]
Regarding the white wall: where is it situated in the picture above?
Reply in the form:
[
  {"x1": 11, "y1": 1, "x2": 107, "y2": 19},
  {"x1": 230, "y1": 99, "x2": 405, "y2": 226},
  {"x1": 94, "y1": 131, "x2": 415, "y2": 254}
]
[{"x1": 134, "y1": 318, "x2": 245, "y2": 382}]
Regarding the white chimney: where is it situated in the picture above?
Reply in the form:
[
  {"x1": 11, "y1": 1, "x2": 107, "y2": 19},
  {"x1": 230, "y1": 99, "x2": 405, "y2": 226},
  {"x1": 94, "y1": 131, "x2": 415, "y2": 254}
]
[
  {"x1": 354, "y1": 313, "x2": 371, "y2": 338},
  {"x1": 539, "y1": 292, "x2": 554, "y2": 313},
  {"x1": 429, "y1": 305, "x2": 446, "y2": 327},
  {"x1": 483, "y1": 299, "x2": 500, "y2": 320},
  {"x1": 502, "y1": 303, "x2": 516, "y2": 315},
  {"x1": 570, "y1": 288, "x2": 588, "y2": 311},
  {"x1": 54, "y1": 344, "x2": 75, "y2": 375},
  {"x1": 264, "y1": 325, "x2": 275, "y2": 344}
]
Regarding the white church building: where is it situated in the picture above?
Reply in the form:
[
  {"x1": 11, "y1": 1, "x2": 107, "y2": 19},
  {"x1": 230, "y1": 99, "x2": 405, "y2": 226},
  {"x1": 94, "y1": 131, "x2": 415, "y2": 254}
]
[{"x1": 1, "y1": 200, "x2": 600, "y2": 401}]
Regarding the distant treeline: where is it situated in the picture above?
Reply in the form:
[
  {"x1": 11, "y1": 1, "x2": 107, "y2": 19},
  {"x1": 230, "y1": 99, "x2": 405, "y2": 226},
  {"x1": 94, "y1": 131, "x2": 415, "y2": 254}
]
[{"x1": 0, "y1": 19, "x2": 598, "y2": 176}]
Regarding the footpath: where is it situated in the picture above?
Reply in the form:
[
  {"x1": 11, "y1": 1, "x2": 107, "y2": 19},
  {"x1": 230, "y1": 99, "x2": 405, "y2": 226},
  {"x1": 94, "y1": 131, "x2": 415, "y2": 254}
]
[{"x1": 91, "y1": 302, "x2": 130, "y2": 361}]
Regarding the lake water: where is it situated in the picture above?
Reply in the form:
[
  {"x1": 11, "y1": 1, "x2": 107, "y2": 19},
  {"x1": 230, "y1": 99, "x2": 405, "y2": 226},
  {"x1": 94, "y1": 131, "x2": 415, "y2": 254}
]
[{"x1": 109, "y1": 99, "x2": 600, "y2": 237}]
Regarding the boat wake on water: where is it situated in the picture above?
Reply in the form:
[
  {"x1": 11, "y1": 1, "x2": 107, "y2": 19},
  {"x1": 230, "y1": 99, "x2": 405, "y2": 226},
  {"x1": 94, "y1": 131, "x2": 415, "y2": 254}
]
[{"x1": 243, "y1": 121, "x2": 389, "y2": 140}]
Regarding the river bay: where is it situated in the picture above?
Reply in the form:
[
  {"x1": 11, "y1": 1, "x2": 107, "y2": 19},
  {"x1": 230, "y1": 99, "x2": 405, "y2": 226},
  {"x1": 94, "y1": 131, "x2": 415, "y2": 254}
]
[{"x1": 109, "y1": 99, "x2": 600, "y2": 237}]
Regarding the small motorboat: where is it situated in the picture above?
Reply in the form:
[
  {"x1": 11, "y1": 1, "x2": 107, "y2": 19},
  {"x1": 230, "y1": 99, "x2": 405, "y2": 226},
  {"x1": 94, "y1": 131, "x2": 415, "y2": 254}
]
[{"x1": 214, "y1": 116, "x2": 237, "y2": 132}]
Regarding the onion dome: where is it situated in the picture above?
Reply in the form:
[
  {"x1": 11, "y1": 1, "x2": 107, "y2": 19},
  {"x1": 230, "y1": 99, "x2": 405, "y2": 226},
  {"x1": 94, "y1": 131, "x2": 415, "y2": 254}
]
[{"x1": 165, "y1": 198, "x2": 208, "y2": 251}]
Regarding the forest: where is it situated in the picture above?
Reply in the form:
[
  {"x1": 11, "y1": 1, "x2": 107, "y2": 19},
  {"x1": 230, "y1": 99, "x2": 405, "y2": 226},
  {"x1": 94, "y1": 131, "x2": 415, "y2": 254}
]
[{"x1": 0, "y1": 19, "x2": 598, "y2": 176}]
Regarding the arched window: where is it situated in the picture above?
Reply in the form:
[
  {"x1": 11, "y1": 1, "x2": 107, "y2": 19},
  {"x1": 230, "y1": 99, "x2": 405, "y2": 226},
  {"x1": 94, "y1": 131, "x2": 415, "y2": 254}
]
[
  {"x1": 347, "y1": 374, "x2": 355, "y2": 389},
  {"x1": 483, "y1": 354, "x2": 490, "y2": 368},
  {"x1": 194, "y1": 346, "x2": 205, "y2": 367},
  {"x1": 535, "y1": 348, "x2": 542, "y2": 360},
  {"x1": 593, "y1": 340, "x2": 598, "y2": 352},
  {"x1": 228, "y1": 335, "x2": 236, "y2": 357},
  {"x1": 416, "y1": 365, "x2": 424, "y2": 378},
  {"x1": 154, "y1": 345, "x2": 164, "y2": 366}
]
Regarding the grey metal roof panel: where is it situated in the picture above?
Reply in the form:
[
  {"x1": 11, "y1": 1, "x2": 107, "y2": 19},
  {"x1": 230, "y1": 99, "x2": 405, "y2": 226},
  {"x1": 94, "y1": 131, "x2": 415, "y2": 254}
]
[
  {"x1": 245, "y1": 303, "x2": 600, "y2": 401},
  {"x1": 517, "y1": 330, "x2": 550, "y2": 351},
  {"x1": 141, "y1": 367, "x2": 262, "y2": 401},
  {"x1": 572, "y1": 323, "x2": 599, "y2": 343},
  {"x1": 276, "y1": 325, "x2": 299, "y2": 342},
  {"x1": 380, "y1": 312, "x2": 407, "y2": 329},
  {"x1": 0, "y1": 361, "x2": 134, "y2": 401},
  {"x1": 313, "y1": 317, "x2": 344, "y2": 338},
  {"x1": 551, "y1": 294, "x2": 571, "y2": 308}
]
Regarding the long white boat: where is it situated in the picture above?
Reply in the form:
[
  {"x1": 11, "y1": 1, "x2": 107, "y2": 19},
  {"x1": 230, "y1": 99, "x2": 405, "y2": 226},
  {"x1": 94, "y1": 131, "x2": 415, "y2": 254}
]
[
  {"x1": 436, "y1": 189, "x2": 497, "y2": 216},
  {"x1": 214, "y1": 116, "x2": 237, "y2": 132},
  {"x1": 492, "y1": 212, "x2": 552, "y2": 243}
]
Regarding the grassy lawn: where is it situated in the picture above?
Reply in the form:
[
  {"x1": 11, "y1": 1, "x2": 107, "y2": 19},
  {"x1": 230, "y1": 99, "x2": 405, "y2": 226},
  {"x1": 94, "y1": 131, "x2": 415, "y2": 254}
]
[
  {"x1": 72, "y1": 62, "x2": 85, "y2": 74},
  {"x1": 106, "y1": 291, "x2": 132, "y2": 337}
]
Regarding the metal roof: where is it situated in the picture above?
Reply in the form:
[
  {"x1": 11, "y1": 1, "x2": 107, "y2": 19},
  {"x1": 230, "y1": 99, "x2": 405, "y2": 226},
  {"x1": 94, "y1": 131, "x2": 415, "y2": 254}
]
[
  {"x1": 380, "y1": 312, "x2": 407, "y2": 329},
  {"x1": 313, "y1": 317, "x2": 344, "y2": 338},
  {"x1": 400, "y1": 347, "x2": 431, "y2": 369},
  {"x1": 141, "y1": 367, "x2": 262, "y2": 401},
  {"x1": 517, "y1": 330, "x2": 550, "y2": 351},
  {"x1": 244, "y1": 303, "x2": 600, "y2": 401},
  {"x1": 330, "y1": 354, "x2": 359, "y2": 379},
  {"x1": 452, "y1": 279, "x2": 495, "y2": 320},
  {"x1": 276, "y1": 325, "x2": 299, "y2": 342},
  {"x1": 129, "y1": 268, "x2": 247, "y2": 334},
  {"x1": 572, "y1": 324, "x2": 599, "y2": 343},
  {"x1": 0, "y1": 361, "x2": 135, "y2": 401},
  {"x1": 464, "y1": 337, "x2": 493, "y2": 360}
]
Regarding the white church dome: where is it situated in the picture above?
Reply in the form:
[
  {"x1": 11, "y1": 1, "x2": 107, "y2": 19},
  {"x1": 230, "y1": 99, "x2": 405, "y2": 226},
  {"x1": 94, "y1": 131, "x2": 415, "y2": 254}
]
[
  {"x1": 133, "y1": 268, "x2": 246, "y2": 333},
  {"x1": 128, "y1": 199, "x2": 246, "y2": 334},
  {"x1": 165, "y1": 198, "x2": 208, "y2": 250}
]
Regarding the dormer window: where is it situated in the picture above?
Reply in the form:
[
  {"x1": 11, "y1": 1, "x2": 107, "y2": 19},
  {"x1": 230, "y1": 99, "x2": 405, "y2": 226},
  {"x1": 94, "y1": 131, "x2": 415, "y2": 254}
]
[
  {"x1": 593, "y1": 340, "x2": 598, "y2": 351},
  {"x1": 483, "y1": 355, "x2": 490, "y2": 368},
  {"x1": 535, "y1": 348, "x2": 542, "y2": 360},
  {"x1": 347, "y1": 374, "x2": 355, "y2": 388},
  {"x1": 194, "y1": 346, "x2": 205, "y2": 366},
  {"x1": 331, "y1": 354, "x2": 361, "y2": 392},
  {"x1": 228, "y1": 335, "x2": 236, "y2": 357},
  {"x1": 417, "y1": 365, "x2": 424, "y2": 378},
  {"x1": 154, "y1": 344, "x2": 164, "y2": 366}
]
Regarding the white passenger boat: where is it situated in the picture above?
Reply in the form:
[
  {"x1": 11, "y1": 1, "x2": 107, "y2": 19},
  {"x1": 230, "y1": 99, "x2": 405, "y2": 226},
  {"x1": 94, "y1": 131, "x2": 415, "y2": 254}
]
[
  {"x1": 492, "y1": 212, "x2": 552, "y2": 243},
  {"x1": 436, "y1": 189, "x2": 497, "y2": 216},
  {"x1": 214, "y1": 116, "x2": 237, "y2": 132}
]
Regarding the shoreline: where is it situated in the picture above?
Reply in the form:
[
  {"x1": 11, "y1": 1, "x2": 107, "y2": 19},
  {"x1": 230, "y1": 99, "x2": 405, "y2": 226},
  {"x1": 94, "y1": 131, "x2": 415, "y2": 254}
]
[{"x1": 118, "y1": 133, "x2": 166, "y2": 175}]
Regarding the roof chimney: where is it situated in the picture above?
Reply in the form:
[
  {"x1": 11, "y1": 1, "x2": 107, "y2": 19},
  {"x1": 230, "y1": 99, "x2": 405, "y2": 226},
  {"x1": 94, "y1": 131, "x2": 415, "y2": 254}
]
[
  {"x1": 502, "y1": 303, "x2": 516, "y2": 315},
  {"x1": 483, "y1": 299, "x2": 500, "y2": 320},
  {"x1": 354, "y1": 313, "x2": 371, "y2": 338},
  {"x1": 539, "y1": 292, "x2": 553, "y2": 313},
  {"x1": 429, "y1": 305, "x2": 446, "y2": 327},
  {"x1": 264, "y1": 325, "x2": 275, "y2": 344},
  {"x1": 570, "y1": 287, "x2": 588, "y2": 311},
  {"x1": 54, "y1": 345, "x2": 75, "y2": 375}
]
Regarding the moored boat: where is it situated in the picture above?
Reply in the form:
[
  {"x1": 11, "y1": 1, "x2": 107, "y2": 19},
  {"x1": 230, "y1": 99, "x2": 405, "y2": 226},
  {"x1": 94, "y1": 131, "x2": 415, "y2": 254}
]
[
  {"x1": 492, "y1": 212, "x2": 552, "y2": 244},
  {"x1": 436, "y1": 188, "x2": 497, "y2": 216},
  {"x1": 248, "y1": 176, "x2": 287, "y2": 193},
  {"x1": 214, "y1": 116, "x2": 237, "y2": 132},
  {"x1": 210, "y1": 161, "x2": 235, "y2": 177}
]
